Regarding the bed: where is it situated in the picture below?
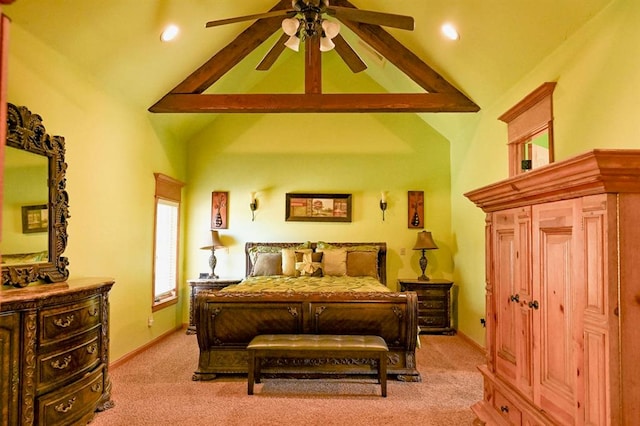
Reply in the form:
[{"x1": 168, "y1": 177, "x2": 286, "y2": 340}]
[{"x1": 193, "y1": 242, "x2": 421, "y2": 382}]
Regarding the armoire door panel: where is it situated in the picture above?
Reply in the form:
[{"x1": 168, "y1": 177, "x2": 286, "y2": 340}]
[
  {"x1": 533, "y1": 199, "x2": 582, "y2": 424},
  {"x1": 495, "y1": 228, "x2": 517, "y2": 381}
]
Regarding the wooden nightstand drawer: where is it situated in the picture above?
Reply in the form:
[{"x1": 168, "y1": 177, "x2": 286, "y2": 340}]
[
  {"x1": 418, "y1": 315, "x2": 448, "y2": 328},
  {"x1": 38, "y1": 330, "x2": 102, "y2": 393},
  {"x1": 37, "y1": 365, "x2": 105, "y2": 426},
  {"x1": 418, "y1": 299, "x2": 446, "y2": 310},
  {"x1": 415, "y1": 288, "x2": 447, "y2": 299},
  {"x1": 40, "y1": 296, "x2": 102, "y2": 345}
]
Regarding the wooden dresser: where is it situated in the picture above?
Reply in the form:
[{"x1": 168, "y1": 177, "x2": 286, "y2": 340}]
[
  {"x1": 466, "y1": 150, "x2": 640, "y2": 425},
  {"x1": 0, "y1": 277, "x2": 114, "y2": 425}
]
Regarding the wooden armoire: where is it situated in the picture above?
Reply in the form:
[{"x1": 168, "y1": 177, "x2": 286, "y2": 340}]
[{"x1": 466, "y1": 149, "x2": 640, "y2": 425}]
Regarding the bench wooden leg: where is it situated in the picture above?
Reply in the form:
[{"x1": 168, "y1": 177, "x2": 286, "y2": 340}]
[
  {"x1": 379, "y1": 353, "x2": 387, "y2": 397},
  {"x1": 247, "y1": 351, "x2": 255, "y2": 395}
]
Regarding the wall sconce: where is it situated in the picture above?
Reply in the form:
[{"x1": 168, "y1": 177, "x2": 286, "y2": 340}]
[
  {"x1": 200, "y1": 230, "x2": 225, "y2": 279},
  {"x1": 379, "y1": 191, "x2": 388, "y2": 221},
  {"x1": 249, "y1": 192, "x2": 258, "y2": 221},
  {"x1": 413, "y1": 230, "x2": 438, "y2": 281}
]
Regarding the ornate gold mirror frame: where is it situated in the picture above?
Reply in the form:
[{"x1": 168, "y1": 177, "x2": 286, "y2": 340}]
[
  {"x1": 499, "y1": 82, "x2": 556, "y2": 176},
  {"x1": 3, "y1": 103, "x2": 70, "y2": 287}
]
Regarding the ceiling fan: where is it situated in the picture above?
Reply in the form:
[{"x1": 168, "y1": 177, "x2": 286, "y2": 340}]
[{"x1": 205, "y1": 0, "x2": 414, "y2": 73}]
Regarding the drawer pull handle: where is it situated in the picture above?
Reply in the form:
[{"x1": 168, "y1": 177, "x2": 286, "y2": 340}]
[
  {"x1": 54, "y1": 315, "x2": 75, "y2": 328},
  {"x1": 51, "y1": 356, "x2": 72, "y2": 370},
  {"x1": 500, "y1": 405, "x2": 509, "y2": 413},
  {"x1": 91, "y1": 383, "x2": 102, "y2": 393},
  {"x1": 88, "y1": 307, "x2": 99, "y2": 317},
  {"x1": 87, "y1": 343, "x2": 98, "y2": 354},
  {"x1": 55, "y1": 397, "x2": 76, "y2": 413}
]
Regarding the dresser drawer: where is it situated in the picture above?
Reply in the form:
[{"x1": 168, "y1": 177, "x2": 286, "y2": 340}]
[
  {"x1": 38, "y1": 330, "x2": 102, "y2": 393},
  {"x1": 40, "y1": 296, "x2": 102, "y2": 345},
  {"x1": 418, "y1": 315, "x2": 448, "y2": 328},
  {"x1": 418, "y1": 299, "x2": 446, "y2": 310},
  {"x1": 493, "y1": 388, "x2": 523, "y2": 425},
  {"x1": 414, "y1": 288, "x2": 447, "y2": 299},
  {"x1": 37, "y1": 366, "x2": 104, "y2": 426}
]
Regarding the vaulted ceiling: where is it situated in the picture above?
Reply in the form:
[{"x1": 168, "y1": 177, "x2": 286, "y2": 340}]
[{"x1": 4, "y1": 0, "x2": 612, "y2": 141}]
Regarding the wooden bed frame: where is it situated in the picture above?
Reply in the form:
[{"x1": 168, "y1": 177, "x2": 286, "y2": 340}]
[{"x1": 193, "y1": 242, "x2": 421, "y2": 382}]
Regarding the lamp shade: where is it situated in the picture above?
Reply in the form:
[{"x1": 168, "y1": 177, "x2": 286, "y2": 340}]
[
  {"x1": 413, "y1": 231, "x2": 438, "y2": 250},
  {"x1": 282, "y1": 18, "x2": 300, "y2": 36},
  {"x1": 201, "y1": 230, "x2": 225, "y2": 250},
  {"x1": 319, "y1": 36, "x2": 335, "y2": 52},
  {"x1": 284, "y1": 35, "x2": 301, "y2": 52},
  {"x1": 321, "y1": 20, "x2": 340, "y2": 39}
]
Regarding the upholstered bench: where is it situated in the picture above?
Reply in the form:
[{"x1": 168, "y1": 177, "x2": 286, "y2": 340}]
[{"x1": 247, "y1": 334, "x2": 388, "y2": 397}]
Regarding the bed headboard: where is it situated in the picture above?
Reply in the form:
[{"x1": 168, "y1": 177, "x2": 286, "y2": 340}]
[{"x1": 244, "y1": 242, "x2": 387, "y2": 285}]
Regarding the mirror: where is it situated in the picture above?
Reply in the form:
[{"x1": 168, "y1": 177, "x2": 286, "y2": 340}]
[
  {"x1": 499, "y1": 82, "x2": 556, "y2": 177},
  {"x1": 2, "y1": 103, "x2": 69, "y2": 288}
]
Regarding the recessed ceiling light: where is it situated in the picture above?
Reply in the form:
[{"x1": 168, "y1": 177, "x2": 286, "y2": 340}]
[
  {"x1": 160, "y1": 24, "x2": 180, "y2": 42},
  {"x1": 441, "y1": 23, "x2": 460, "y2": 41}
]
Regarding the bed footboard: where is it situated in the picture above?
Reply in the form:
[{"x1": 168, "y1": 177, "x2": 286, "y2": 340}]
[{"x1": 193, "y1": 291, "x2": 420, "y2": 382}]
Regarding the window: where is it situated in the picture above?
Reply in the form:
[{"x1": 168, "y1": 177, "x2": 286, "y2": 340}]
[{"x1": 152, "y1": 173, "x2": 184, "y2": 311}]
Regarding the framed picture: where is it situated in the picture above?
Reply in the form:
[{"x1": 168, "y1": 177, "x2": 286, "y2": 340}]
[
  {"x1": 285, "y1": 193, "x2": 352, "y2": 222},
  {"x1": 408, "y1": 191, "x2": 424, "y2": 229},
  {"x1": 211, "y1": 191, "x2": 228, "y2": 229},
  {"x1": 22, "y1": 204, "x2": 48, "y2": 233}
]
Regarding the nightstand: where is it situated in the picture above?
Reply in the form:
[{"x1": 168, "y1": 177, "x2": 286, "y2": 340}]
[
  {"x1": 398, "y1": 278, "x2": 455, "y2": 335},
  {"x1": 186, "y1": 278, "x2": 243, "y2": 334}
]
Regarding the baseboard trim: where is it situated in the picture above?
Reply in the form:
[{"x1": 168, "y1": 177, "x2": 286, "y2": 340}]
[
  {"x1": 456, "y1": 330, "x2": 486, "y2": 355},
  {"x1": 109, "y1": 324, "x2": 185, "y2": 370}
]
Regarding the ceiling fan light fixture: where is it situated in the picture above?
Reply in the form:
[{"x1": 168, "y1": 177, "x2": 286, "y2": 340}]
[
  {"x1": 282, "y1": 18, "x2": 300, "y2": 36},
  {"x1": 319, "y1": 36, "x2": 335, "y2": 52},
  {"x1": 284, "y1": 35, "x2": 301, "y2": 52},
  {"x1": 321, "y1": 19, "x2": 340, "y2": 39}
]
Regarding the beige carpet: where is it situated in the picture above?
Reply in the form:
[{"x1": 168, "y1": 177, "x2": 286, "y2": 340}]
[{"x1": 91, "y1": 331, "x2": 484, "y2": 425}]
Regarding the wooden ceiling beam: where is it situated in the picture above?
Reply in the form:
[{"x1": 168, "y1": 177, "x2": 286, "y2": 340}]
[{"x1": 149, "y1": 92, "x2": 479, "y2": 113}]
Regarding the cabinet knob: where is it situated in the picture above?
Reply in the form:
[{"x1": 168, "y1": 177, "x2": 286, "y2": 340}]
[
  {"x1": 500, "y1": 405, "x2": 509, "y2": 413},
  {"x1": 528, "y1": 300, "x2": 539, "y2": 309},
  {"x1": 509, "y1": 294, "x2": 520, "y2": 303}
]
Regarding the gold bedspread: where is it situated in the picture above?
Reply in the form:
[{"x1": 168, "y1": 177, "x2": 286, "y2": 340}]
[{"x1": 221, "y1": 275, "x2": 390, "y2": 293}]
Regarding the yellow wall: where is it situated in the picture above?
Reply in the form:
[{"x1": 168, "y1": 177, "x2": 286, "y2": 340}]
[{"x1": 7, "y1": 25, "x2": 187, "y2": 361}]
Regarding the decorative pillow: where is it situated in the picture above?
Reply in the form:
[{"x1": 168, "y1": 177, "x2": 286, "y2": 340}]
[
  {"x1": 346, "y1": 250, "x2": 379, "y2": 279},
  {"x1": 295, "y1": 251, "x2": 323, "y2": 277},
  {"x1": 248, "y1": 245, "x2": 282, "y2": 269},
  {"x1": 317, "y1": 247, "x2": 347, "y2": 276},
  {"x1": 346, "y1": 245, "x2": 380, "y2": 253},
  {"x1": 251, "y1": 252, "x2": 283, "y2": 276},
  {"x1": 282, "y1": 248, "x2": 312, "y2": 276}
]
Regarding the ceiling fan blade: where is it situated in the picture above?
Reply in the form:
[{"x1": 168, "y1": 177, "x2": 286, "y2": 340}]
[
  {"x1": 327, "y1": 6, "x2": 414, "y2": 31},
  {"x1": 256, "y1": 33, "x2": 290, "y2": 71},
  {"x1": 332, "y1": 34, "x2": 367, "y2": 73},
  {"x1": 206, "y1": 10, "x2": 295, "y2": 28}
]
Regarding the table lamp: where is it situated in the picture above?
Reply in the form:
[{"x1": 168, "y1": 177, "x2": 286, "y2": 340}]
[
  {"x1": 413, "y1": 231, "x2": 438, "y2": 281},
  {"x1": 201, "y1": 230, "x2": 225, "y2": 279}
]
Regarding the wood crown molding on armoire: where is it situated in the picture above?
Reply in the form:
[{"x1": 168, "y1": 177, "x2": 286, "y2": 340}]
[{"x1": 465, "y1": 149, "x2": 640, "y2": 425}]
